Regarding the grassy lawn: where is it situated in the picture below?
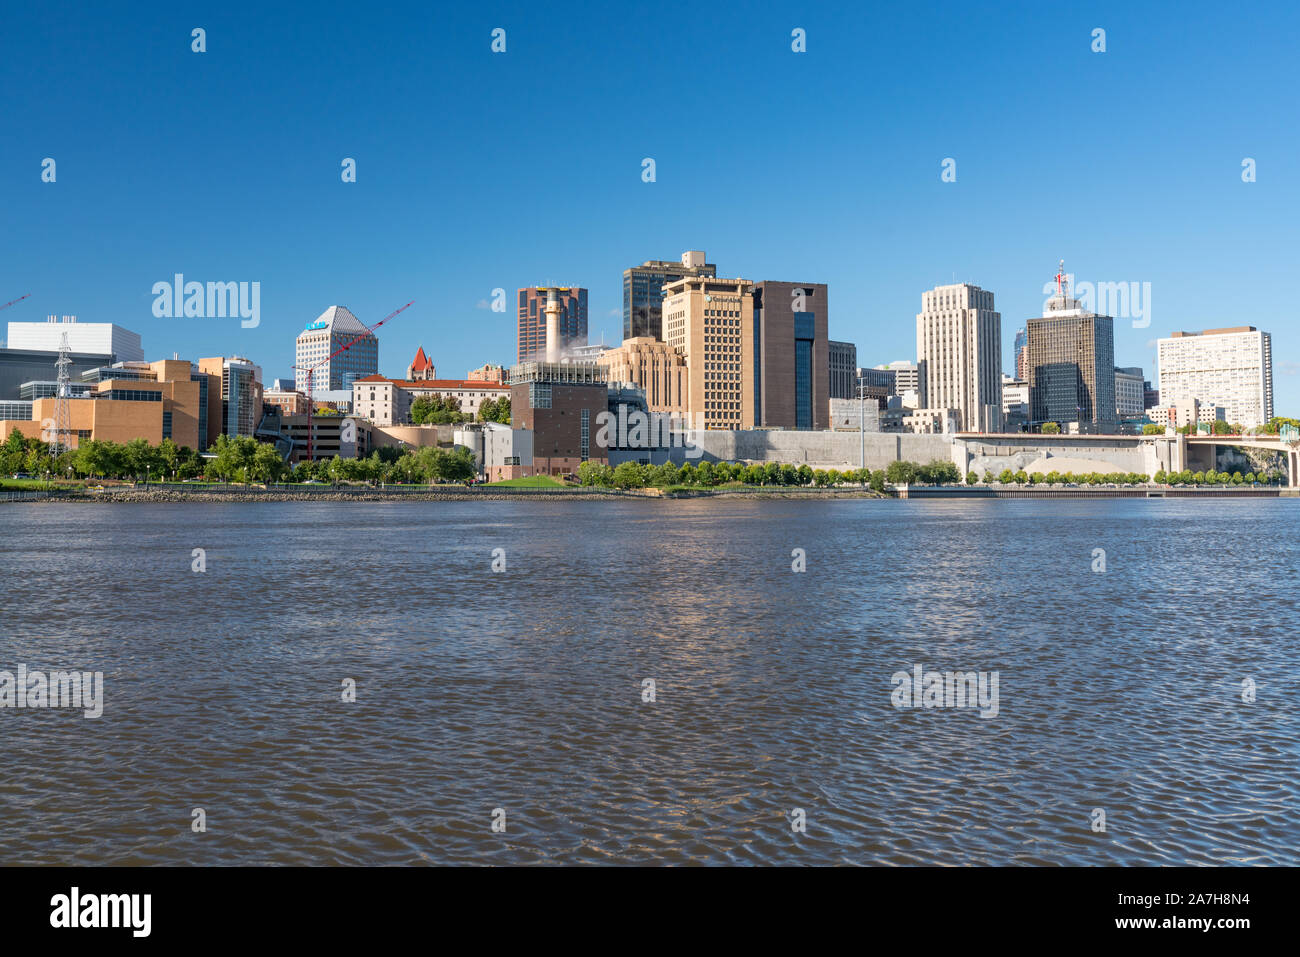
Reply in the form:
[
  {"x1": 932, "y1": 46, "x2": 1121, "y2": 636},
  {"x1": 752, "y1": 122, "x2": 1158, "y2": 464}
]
[
  {"x1": 0, "y1": 478, "x2": 58, "y2": 489},
  {"x1": 488, "y1": 476, "x2": 568, "y2": 487}
]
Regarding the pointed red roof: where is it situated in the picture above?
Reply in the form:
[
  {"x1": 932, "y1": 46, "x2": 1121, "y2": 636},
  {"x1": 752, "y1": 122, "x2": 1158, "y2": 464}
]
[{"x1": 410, "y1": 345, "x2": 433, "y2": 371}]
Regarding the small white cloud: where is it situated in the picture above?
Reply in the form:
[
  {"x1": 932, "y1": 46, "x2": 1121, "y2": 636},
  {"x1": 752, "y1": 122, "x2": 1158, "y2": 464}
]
[
  {"x1": 1280, "y1": 361, "x2": 1299, "y2": 376},
  {"x1": 607, "y1": 308, "x2": 620, "y2": 318},
  {"x1": 475, "y1": 299, "x2": 490, "y2": 310}
]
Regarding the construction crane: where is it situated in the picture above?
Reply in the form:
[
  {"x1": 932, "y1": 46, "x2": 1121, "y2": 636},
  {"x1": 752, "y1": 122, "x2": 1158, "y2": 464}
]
[
  {"x1": 0, "y1": 293, "x2": 31, "y2": 313},
  {"x1": 292, "y1": 301, "x2": 413, "y2": 462}
]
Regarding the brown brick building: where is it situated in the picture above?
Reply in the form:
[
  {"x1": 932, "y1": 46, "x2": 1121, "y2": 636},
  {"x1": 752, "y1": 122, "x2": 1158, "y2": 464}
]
[{"x1": 509, "y1": 361, "x2": 608, "y2": 475}]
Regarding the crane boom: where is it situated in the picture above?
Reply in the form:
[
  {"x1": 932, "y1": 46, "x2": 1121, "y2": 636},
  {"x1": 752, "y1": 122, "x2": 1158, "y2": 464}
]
[
  {"x1": 0, "y1": 293, "x2": 31, "y2": 313},
  {"x1": 292, "y1": 301, "x2": 413, "y2": 463}
]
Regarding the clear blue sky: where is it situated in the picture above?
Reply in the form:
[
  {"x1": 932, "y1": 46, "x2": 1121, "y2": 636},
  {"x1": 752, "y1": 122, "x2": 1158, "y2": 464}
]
[{"x1": 3, "y1": 0, "x2": 1297, "y2": 410}]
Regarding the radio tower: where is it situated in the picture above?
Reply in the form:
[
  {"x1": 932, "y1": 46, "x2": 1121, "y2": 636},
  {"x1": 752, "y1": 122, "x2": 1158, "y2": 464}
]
[{"x1": 51, "y1": 332, "x2": 73, "y2": 456}]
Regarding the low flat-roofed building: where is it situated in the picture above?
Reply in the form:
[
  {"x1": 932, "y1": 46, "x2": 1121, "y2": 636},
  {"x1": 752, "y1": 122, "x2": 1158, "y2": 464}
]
[{"x1": 0, "y1": 357, "x2": 219, "y2": 451}]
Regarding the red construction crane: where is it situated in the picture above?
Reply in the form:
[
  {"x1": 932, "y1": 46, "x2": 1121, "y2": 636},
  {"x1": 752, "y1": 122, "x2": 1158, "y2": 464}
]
[
  {"x1": 0, "y1": 293, "x2": 31, "y2": 313},
  {"x1": 292, "y1": 301, "x2": 413, "y2": 462}
]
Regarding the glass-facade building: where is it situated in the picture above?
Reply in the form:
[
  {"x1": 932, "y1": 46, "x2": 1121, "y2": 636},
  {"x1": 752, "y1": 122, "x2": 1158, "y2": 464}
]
[
  {"x1": 295, "y1": 306, "x2": 379, "y2": 393},
  {"x1": 622, "y1": 253, "x2": 716, "y2": 341},
  {"x1": 1026, "y1": 314, "x2": 1117, "y2": 433}
]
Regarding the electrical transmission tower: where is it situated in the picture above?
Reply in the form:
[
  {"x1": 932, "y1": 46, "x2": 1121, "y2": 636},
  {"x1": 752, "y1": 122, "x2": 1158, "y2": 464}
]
[{"x1": 51, "y1": 332, "x2": 73, "y2": 456}]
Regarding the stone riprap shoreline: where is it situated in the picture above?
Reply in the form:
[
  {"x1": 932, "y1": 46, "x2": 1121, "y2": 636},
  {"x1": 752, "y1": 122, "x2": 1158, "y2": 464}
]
[{"x1": 6, "y1": 485, "x2": 886, "y2": 504}]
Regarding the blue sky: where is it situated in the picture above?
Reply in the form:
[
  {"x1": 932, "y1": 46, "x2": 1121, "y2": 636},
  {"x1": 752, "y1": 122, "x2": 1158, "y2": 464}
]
[{"x1": 3, "y1": 0, "x2": 1297, "y2": 409}]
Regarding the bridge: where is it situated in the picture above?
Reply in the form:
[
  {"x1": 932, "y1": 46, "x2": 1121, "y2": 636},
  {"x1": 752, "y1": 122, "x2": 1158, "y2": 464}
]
[
  {"x1": 1183, "y1": 433, "x2": 1300, "y2": 487},
  {"x1": 949, "y1": 432, "x2": 1300, "y2": 489}
]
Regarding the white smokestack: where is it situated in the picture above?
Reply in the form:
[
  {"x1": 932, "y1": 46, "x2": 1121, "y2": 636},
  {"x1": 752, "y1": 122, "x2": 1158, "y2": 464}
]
[{"x1": 544, "y1": 288, "x2": 562, "y2": 363}]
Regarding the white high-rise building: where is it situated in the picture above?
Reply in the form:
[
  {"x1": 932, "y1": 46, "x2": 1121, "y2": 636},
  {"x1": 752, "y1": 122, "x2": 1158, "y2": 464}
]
[
  {"x1": 915, "y1": 283, "x2": 1002, "y2": 432},
  {"x1": 7, "y1": 315, "x2": 143, "y2": 362},
  {"x1": 1156, "y1": 326, "x2": 1273, "y2": 428},
  {"x1": 294, "y1": 306, "x2": 379, "y2": 395}
]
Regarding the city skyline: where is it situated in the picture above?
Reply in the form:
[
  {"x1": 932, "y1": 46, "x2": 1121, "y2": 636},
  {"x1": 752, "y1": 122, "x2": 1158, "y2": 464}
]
[{"x1": 3, "y1": 1, "x2": 1297, "y2": 412}]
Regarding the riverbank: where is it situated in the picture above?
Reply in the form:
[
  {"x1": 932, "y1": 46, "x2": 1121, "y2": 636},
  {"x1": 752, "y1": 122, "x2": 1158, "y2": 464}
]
[
  {"x1": 2, "y1": 483, "x2": 1292, "y2": 503},
  {"x1": 7, "y1": 484, "x2": 890, "y2": 504}
]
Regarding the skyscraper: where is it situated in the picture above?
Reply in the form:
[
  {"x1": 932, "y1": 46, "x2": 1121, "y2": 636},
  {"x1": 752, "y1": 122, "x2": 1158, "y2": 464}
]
[
  {"x1": 915, "y1": 283, "x2": 1003, "y2": 432},
  {"x1": 1156, "y1": 326, "x2": 1273, "y2": 428},
  {"x1": 1013, "y1": 328, "x2": 1028, "y2": 379},
  {"x1": 662, "y1": 276, "x2": 755, "y2": 430},
  {"x1": 622, "y1": 251, "x2": 716, "y2": 341},
  {"x1": 516, "y1": 287, "x2": 587, "y2": 363},
  {"x1": 1025, "y1": 266, "x2": 1116, "y2": 433},
  {"x1": 753, "y1": 281, "x2": 830, "y2": 430},
  {"x1": 294, "y1": 306, "x2": 378, "y2": 394}
]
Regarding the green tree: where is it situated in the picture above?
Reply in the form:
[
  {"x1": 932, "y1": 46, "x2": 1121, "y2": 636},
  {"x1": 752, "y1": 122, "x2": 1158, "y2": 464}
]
[
  {"x1": 477, "y1": 397, "x2": 512, "y2": 425},
  {"x1": 797, "y1": 464, "x2": 814, "y2": 486},
  {"x1": 612, "y1": 461, "x2": 647, "y2": 488},
  {"x1": 649, "y1": 462, "x2": 679, "y2": 486},
  {"x1": 410, "y1": 394, "x2": 466, "y2": 425},
  {"x1": 582, "y1": 461, "x2": 614, "y2": 486},
  {"x1": 0, "y1": 430, "x2": 29, "y2": 475},
  {"x1": 885, "y1": 460, "x2": 917, "y2": 485},
  {"x1": 251, "y1": 443, "x2": 287, "y2": 482},
  {"x1": 966, "y1": 470, "x2": 979, "y2": 486},
  {"x1": 1142, "y1": 424, "x2": 1165, "y2": 435},
  {"x1": 1040, "y1": 422, "x2": 1061, "y2": 434}
]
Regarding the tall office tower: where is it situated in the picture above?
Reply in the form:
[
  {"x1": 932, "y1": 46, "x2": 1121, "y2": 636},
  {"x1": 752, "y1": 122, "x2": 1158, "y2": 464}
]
[
  {"x1": 622, "y1": 251, "x2": 716, "y2": 341},
  {"x1": 198, "y1": 356, "x2": 263, "y2": 438},
  {"x1": 7, "y1": 315, "x2": 144, "y2": 362},
  {"x1": 1156, "y1": 326, "x2": 1273, "y2": 428},
  {"x1": 295, "y1": 306, "x2": 379, "y2": 393},
  {"x1": 517, "y1": 287, "x2": 587, "y2": 363},
  {"x1": 1025, "y1": 265, "x2": 1117, "y2": 433},
  {"x1": 828, "y1": 340, "x2": 858, "y2": 399},
  {"x1": 1114, "y1": 366, "x2": 1146, "y2": 417},
  {"x1": 752, "y1": 281, "x2": 830, "y2": 430},
  {"x1": 662, "y1": 276, "x2": 755, "y2": 430},
  {"x1": 1013, "y1": 328, "x2": 1028, "y2": 379},
  {"x1": 915, "y1": 283, "x2": 1003, "y2": 432}
]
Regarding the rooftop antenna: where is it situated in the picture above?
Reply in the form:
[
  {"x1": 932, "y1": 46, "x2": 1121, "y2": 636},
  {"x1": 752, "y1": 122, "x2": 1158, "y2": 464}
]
[{"x1": 1055, "y1": 259, "x2": 1068, "y2": 299}]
